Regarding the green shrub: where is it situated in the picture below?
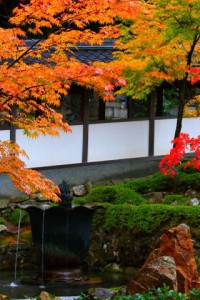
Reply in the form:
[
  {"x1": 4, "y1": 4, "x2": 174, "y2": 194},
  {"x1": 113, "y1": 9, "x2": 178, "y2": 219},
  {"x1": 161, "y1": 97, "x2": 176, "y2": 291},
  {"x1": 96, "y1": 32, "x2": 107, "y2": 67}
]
[
  {"x1": 164, "y1": 194, "x2": 189, "y2": 205},
  {"x1": 0, "y1": 217, "x2": 7, "y2": 225},
  {"x1": 149, "y1": 172, "x2": 175, "y2": 192},
  {"x1": 92, "y1": 204, "x2": 200, "y2": 233},
  {"x1": 76, "y1": 286, "x2": 192, "y2": 300},
  {"x1": 10, "y1": 208, "x2": 30, "y2": 226},
  {"x1": 123, "y1": 177, "x2": 151, "y2": 193},
  {"x1": 177, "y1": 159, "x2": 199, "y2": 174},
  {"x1": 176, "y1": 172, "x2": 200, "y2": 191},
  {"x1": 112, "y1": 285, "x2": 189, "y2": 300},
  {"x1": 73, "y1": 186, "x2": 146, "y2": 206}
]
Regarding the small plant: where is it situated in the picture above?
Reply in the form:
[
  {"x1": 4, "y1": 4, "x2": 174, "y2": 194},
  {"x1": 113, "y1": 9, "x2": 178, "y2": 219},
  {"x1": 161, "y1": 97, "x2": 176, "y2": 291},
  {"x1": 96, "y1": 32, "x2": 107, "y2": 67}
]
[
  {"x1": 0, "y1": 217, "x2": 7, "y2": 225},
  {"x1": 112, "y1": 285, "x2": 189, "y2": 300},
  {"x1": 75, "y1": 293, "x2": 99, "y2": 300},
  {"x1": 9, "y1": 208, "x2": 30, "y2": 226},
  {"x1": 190, "y1": 288, "x2": 200, "y2": 299}
]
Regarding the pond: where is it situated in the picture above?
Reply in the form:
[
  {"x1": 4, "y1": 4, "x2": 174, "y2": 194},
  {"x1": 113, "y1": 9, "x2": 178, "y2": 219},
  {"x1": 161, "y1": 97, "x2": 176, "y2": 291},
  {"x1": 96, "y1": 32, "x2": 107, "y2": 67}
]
[{"x1": 0, "y1": 269, "x2": 131, "y2": 299}]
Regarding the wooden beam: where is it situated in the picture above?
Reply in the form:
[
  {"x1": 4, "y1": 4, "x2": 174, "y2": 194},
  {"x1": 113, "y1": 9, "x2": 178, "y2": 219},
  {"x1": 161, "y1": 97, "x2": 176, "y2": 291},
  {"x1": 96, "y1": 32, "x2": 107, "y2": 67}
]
[
  {"x1": 148, "y1": 92, "x2": 156, "y2": 156},
  {"x1": 82, "y1": 89, "x2": 90, "y2": 163},
  {"x1": 10, "y1": 105, "x2": 17, "y2": 142}
]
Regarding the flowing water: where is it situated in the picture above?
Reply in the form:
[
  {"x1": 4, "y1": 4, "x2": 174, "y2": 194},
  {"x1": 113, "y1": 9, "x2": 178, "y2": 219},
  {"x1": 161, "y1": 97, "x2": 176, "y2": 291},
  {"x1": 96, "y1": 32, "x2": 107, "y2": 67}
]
[
  {"x1": 40, "y1": 208, "x2": 46, "y2": 289},
  {"x1": 10, "y1": 209, "x2": 22, "y2": 287}
]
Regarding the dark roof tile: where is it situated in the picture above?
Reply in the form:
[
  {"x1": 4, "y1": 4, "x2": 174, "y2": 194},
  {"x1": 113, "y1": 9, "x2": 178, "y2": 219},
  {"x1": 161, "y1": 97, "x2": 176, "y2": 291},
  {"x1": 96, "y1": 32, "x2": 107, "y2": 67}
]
[{"x1": 24, "y1": 39, "x2": 115, "y2": 64}]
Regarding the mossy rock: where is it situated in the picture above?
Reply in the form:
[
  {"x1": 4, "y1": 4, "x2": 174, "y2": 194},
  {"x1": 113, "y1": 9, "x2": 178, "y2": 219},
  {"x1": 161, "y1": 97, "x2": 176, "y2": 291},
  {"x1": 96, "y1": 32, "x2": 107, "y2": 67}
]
[
  {"x1": 74, "y1": 185, "x2": 146, "y2": 206},
  {"x1": 92, "y1": 204, "x2": 200, "y2": 233}
]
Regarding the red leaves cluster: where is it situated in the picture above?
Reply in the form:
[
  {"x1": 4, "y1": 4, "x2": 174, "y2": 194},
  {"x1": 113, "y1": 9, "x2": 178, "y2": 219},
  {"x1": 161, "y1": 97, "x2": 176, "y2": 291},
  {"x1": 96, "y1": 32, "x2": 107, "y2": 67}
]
[
  {"x1": 189, "y1": 67, "x2": 200, "y2": 85},
  {"x1": 159, "y1": 133, "x2": 200, "y2": 178}
]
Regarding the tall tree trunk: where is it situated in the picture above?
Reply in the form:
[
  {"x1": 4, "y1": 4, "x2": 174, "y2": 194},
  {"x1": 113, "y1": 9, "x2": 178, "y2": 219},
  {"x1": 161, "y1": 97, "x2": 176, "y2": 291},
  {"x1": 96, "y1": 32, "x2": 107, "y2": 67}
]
[{"x1": 174, "y1": 98, "x2": 184, "y2": 140}]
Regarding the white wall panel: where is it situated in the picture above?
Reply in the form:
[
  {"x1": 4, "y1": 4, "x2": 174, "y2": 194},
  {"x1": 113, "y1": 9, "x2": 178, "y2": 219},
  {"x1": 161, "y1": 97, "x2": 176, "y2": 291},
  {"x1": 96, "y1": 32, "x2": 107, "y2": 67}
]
[
  {"x1": 0, "y1": 130, "x2": 10, "y2": 141},
  {"x1": 88, "y1": 121, "x2": 149, "y2": 162},
  {"x1": 155, "y1": 117, "x2": 200, "y2": 156},
  {"x1": 154, "y1": 119, "x2": 177, "y2": 156},
  {"x1": 16, "y1": 126, "x2": 83, "y2": 168},
  {"x1": 182, "y1": 118, "x2": 200, "y2": 137}
]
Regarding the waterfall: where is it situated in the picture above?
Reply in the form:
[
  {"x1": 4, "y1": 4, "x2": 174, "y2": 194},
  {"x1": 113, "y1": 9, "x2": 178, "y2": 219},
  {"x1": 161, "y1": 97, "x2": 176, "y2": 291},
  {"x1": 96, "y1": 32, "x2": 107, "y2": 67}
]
[
  {"x1": 39, "y1": 206, "x2": 47, "y2": 288},
  {"x1": 10, "y1": 209, "x2": 22, "y2": 287}
]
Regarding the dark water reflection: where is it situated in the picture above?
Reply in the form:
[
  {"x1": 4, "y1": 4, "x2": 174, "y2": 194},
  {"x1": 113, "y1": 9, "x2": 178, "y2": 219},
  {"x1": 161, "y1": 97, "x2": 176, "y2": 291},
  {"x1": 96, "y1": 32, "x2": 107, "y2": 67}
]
[{"x1": 0, "y1": 269, "x2": 131, "y2": 299}]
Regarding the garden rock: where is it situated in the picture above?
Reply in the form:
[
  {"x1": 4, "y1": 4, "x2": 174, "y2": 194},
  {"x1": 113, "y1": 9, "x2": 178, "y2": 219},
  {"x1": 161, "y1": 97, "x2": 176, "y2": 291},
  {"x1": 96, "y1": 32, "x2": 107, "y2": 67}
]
[
  {"x1": 127, "y1": 223, "x2": 200, "y2": 295},
  {"x1": 72, "y1": 184, "x2": 87, "y2": 196},
  {"x1": 86, "y1": 287, "x2": 117, "y2": 300},
  {"x1": 127, "y1": 256, "x2": 177, "y2": 294},
  {"x1": 0, "y1": 225, "x2": 8, "y2": 233},
  {"x1": 0, "y1": 199, "x2": 10, "y2": 209},
  {"x1": 145, "y1": 192, "x2": 164, "y2": 204},
  {"x1": 186, "y1": 198, "x2": 199, "y2": 206}
]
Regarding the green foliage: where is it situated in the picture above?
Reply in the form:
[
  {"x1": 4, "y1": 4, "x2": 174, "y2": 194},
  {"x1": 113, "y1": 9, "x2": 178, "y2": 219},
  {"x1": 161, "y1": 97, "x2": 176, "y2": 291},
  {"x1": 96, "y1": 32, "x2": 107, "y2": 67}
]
[
  {"x1": 74, "y1": 185, "x2": 146, "y2": 206},
  {"x1": 76, "y1": 286, "x2": 197, "y2": 300},
  {"x1": 162, "y1": 88, "x2": 179, "y2": 116},
  {"x1": 177, "y1": 159, "x2": 198, "y2": 174},
  {"x1": 189, "y1": 288, "x2": 200, "y2": 299},
  {"x1": 149, "y1": 172, "x2": 175, "y2": 192},
  {"x1": 176, "y1": 172, "x2": 200, "y2": 191},
  {"x1": 163, "y1": 195, "x2": 189, "y2": 205},
  {"x1": 123, "y1": 178, "x2": 151, "y2": 194},
  {"x1": 75, "y1": 293, "x2": 99, "y2": 300},
  {"x1": 92, "y1": 204, "x2": 200, "y2": 233},
  {"x1": 113, "y1": 286, "x2": 189, "y2": 299},
  {"x1": 10, "y1": 208, "x2": 30, "y2": 226},
  {"x1": 0, "y1": 217, "x2": 6, "y2": 225}
]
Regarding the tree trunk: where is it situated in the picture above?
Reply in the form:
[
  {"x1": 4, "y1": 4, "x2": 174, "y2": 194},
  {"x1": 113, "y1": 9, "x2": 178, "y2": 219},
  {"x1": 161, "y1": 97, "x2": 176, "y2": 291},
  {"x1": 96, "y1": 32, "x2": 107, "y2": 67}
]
[{"x1": 174, "y1": 98, "x2": 184, "y2": 140}]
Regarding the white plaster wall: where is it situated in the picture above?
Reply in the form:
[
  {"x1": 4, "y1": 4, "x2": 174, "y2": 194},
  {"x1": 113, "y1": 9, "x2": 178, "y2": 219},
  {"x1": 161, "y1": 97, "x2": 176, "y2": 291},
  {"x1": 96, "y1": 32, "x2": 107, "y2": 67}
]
[
  {"x1": 155, "y1": 117, "x2": 200, "y2": 156},
  {"x1": 154, "y1": 119, "x2": 177, "y2": 156},
  {"x1": 0, "y1": 130, "x2": 10, "y2": 141},
  {"x1": 16, "y1": 125, "x2": 83, "y2": 168},
  {"x1": 88, "y1": 121, "x2": 149, "y2": 162},
  {"x1": 182, "y1": 118, "x2": 200, "y2": 137}
]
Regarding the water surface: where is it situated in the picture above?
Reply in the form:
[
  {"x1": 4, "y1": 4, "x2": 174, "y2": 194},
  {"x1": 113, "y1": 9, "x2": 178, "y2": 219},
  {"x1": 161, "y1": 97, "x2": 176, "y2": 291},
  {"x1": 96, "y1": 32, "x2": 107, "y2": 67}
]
[{"x1": 0, "y1": 269, "x2": 131, "y2": 299}]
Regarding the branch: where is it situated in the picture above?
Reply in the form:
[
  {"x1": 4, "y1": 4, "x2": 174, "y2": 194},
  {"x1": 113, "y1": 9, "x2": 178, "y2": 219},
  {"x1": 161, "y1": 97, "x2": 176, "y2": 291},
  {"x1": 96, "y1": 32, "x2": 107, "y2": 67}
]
[{"x1": 7, "y1": 38, "x2": 43, "y2": 69}]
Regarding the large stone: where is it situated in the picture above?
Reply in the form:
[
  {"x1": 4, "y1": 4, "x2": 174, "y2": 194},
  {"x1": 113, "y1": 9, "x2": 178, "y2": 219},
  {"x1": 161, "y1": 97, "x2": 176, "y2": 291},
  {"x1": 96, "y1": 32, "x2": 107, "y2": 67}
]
[
  {"x1": 127, "y1": 256, "x2": 177, "y2": 294},
  {"x1": 86, "y1": 287, "x2": 116, "y2": 300},
  {"x1": 127, "y1": 224, "x2": 200, "y2": 295},
  {"x1": 72, "y1": 184, "x2": 86, "y2": 196},
  {"x1": 0, "y1": 225, "x2": 8, "y2": 233},
  {"x1": 0, "y1": 199, "x2": 10, "y2": 209}
]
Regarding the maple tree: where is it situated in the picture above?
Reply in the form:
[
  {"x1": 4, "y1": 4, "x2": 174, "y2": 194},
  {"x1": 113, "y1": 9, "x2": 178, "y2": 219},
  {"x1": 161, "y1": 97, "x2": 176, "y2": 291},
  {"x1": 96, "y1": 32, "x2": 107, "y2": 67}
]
[
  {"x1": 115, "y1": 0, "x2": 200, "y2": 139},
  {"x1": 0, "y1": 0, "x2": 141, "y2": 201},
  {"x1": 159, "y1": 132, "x2": 200, "y2": 177}
]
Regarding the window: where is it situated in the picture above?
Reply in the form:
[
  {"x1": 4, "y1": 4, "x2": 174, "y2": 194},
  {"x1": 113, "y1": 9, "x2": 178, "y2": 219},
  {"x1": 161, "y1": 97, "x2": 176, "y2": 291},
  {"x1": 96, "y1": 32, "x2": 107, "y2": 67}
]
[{"x1": 59, "y1": 85, "x2": 83, "y2": 123}]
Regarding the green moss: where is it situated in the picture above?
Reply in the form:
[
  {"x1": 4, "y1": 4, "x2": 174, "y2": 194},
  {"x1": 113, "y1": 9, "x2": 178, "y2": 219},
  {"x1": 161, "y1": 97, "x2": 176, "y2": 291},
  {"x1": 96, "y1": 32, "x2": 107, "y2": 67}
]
[
  {"x1": 74, "y1": 185, "x2": 146, "y2": 206},
  {"x1": 149, "y1": 172, "x2": 175, "y2": 192},
  {"x1": 123, "y1": 177, "x2": 151, "y2": 193},
  {"x1": 92, "y1": 205, "x2": 200, "y2": 233},
  {"x1": 163, "y1": 194, "x2": 189, "y2": 205},
  {"x1": 9, "y1": 208, "x2": 30, "y2": 226},
  {"x1": 176, "y1": 172, "x2": 200, "y2": 191},
  {"x1": 0, "y1": 217, "x2": 7, "y2": 225}
]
